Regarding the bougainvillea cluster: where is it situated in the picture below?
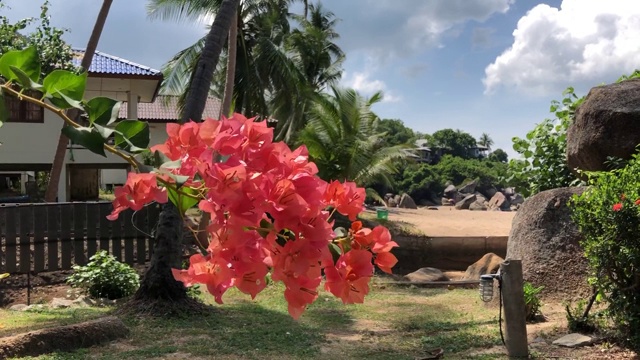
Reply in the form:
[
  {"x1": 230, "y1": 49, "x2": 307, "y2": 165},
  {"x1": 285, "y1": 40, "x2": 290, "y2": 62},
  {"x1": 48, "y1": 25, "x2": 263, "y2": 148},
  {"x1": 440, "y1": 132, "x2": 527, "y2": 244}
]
[{"x1": 107, "y1": 114, "x2": 398, "y2": 319}]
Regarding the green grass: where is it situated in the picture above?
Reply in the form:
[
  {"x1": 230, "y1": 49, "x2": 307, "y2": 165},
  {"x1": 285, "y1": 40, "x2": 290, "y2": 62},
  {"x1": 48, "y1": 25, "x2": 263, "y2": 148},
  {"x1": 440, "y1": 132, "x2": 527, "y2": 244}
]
[{"x1": 2, "y1": 281, "x2": 504, "y2": 360}]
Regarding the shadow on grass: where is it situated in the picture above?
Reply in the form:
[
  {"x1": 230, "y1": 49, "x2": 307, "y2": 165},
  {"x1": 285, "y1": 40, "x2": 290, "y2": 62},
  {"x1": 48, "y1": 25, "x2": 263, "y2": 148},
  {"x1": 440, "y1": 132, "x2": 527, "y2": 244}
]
[{"x1": 98, "y1": 300, "x2": 357, "y2": 360}]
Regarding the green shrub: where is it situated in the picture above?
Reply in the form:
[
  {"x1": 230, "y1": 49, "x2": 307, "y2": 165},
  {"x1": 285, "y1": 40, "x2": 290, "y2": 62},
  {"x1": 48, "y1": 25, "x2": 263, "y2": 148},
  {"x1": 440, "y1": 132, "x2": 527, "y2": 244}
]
[
  {"x1": 67, "y1": 250, "x2": 140, "y2": 300},
  {"x1": 565, "y1": 299, "x2": 601, "y2": 333},
  {"x1": 571, "y1": 151, "x2": 640, "y2": 347},
  {"x1": 523, "y1": 282, "x2": 544, "y2": 322}
]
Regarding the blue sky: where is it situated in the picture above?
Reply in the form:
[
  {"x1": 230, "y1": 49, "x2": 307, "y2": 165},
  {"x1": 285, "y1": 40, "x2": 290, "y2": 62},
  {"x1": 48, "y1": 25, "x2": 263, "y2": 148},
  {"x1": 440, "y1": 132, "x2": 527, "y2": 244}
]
[{"x1": 4, "y1": 0, "x2": 640, "y2": 157}]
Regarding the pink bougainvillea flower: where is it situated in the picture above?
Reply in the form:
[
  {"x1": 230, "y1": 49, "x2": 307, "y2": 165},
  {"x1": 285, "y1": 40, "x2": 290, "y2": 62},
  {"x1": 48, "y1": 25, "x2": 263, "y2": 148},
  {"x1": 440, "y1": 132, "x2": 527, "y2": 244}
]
[
  {"x1": 613, "y1": 203, "x2": 623, "y2": 212},
  {"x1": 107, "y1": 173, "x2": 167, "y2": 220},
  {"x1": 324, "y1": 180, "x2": 365, "y2": 221},
  {"x1": 324, "y1": 249, "x2": 374, "y2": 304}
]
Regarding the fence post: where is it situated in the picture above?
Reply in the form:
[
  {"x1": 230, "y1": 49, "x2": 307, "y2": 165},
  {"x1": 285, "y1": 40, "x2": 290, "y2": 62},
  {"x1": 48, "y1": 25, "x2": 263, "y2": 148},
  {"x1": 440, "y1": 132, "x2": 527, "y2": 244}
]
[{"x1": 500, "y1": 259, "x2": 529, "y2": 358}]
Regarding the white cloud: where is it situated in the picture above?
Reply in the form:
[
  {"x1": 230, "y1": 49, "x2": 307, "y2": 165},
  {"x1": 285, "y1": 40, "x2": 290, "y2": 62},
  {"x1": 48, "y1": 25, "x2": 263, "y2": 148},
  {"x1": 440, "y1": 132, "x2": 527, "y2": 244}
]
[
  {"x1": 343, "y1": 71, "x2": 401, "y2": 103},
  {"x1": 484, "y1": 0, "x2": 640, "y2": 96}
]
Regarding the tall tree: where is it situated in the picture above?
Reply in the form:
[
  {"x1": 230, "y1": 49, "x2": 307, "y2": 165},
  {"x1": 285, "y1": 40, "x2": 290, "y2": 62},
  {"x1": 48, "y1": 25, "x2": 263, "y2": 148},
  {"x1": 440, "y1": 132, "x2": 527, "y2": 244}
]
[
  {"x1": 431, "y1": 128, "x2": 477, "y2": 159},
  {"x1": 298, "y1": 86, "x2": 408, "y2": 187},
  {"x1": 478, "y1": 132, "x2": 494, "y2": 151},
  {"x1": 44, "y1": 0, "x2": 113, "y2": 202},
  {"x1": 132, "y1": 0, "x2": 241, "y2": 308}
]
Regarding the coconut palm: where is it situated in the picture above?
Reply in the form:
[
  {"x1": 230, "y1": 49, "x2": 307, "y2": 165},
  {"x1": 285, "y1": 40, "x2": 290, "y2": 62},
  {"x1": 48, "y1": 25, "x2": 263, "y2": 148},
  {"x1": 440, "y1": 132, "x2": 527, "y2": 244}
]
[
  {"x1": 478, "y1": 132, "x2": 494, "y2": 151},
  {"x1": 298, "y1": 86, "x2": 409, "y2": 187}
]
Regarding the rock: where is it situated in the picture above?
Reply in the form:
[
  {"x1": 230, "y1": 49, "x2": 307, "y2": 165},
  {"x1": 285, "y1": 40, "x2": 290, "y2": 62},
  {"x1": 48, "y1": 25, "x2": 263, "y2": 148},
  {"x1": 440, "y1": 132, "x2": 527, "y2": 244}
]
[
  {"x1": 469, "y1": 201, "x2": 487, "y2": 211},
  {"x1": 488, "y1": 192, "x2": 510, "y2": 211},
  {"x1": 441, "y1": 197, "x2": 454, "y2": 206},
  {"x1": 427, "y1": 206, "x2": 439, "y2": 210},
  {"x1": 9, "y1": 304, "x2": 28, "y2": 311},
  {"x1": 474, "y1": 192, "x2": 487, "y2": 203},
  {"x1": 455, "y1": 194, "x2": 476, "y2": 210},
  {"x1": 444, "y1": 184, "x2": 457, "y2": 196},
  {"x1": 552, "y1": 333, "x2": 594, "y2": 348},
  {"x1": 50, "y1": 297, "x2": 74, "y2": 309},
  {"x1": 462, "y1": 253, "x2": 504, "y2": 280},
  {"x1": 24, "y1": 304, "x2": 45, "y2": 311},
  {"x1": 567, "y1": 79, "x2": 640, "y2": 172},
  {"x1": 394, "y1": 194, "x2": 401, "y2": 204},
  {"x1": 404, "y1": 267, "x2": 449, "y2": 282},
  {"x1": 387, "y1": 198, "x2": 398, "y2": 207},
  {"x1": 510, "y1": 193, "x2": 525, "y2": 205},
  {"x1": 398, "y1": 193, "x2": 418, "y2": 209},
  {"x1": 385, "y1": 193, "x2": 394, "y2": 199},
  {"x1": 458, "y1": 180, "x2": 477, "y2": 194},
  {"x1": 503, "y1": 187, "x2": 516, "y2": 196},
  {"x1": 506, "y1": 187, "x2": 591, "y2": 298}
]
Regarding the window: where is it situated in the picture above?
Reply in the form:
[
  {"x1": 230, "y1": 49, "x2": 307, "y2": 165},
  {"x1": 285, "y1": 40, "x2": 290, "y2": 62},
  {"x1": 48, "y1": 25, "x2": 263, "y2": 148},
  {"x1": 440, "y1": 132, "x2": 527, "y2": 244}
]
[{"x1": 4, "y1": 91, "x2": 44, "y2": 123}]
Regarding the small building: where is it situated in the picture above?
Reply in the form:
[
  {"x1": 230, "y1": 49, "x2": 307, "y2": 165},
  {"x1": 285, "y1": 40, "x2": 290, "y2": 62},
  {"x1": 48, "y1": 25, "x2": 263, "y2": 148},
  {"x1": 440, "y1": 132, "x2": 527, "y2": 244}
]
[{"x1": 0, "y1": 49, "x2": 220, "y2": 202}]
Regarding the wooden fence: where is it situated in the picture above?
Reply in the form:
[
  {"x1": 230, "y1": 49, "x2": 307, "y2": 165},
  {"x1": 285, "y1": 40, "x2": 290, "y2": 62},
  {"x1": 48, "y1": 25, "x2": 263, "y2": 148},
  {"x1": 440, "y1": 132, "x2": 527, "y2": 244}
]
[{"x1": 0, "y1": 202, "x2": 162, "y2": 274}]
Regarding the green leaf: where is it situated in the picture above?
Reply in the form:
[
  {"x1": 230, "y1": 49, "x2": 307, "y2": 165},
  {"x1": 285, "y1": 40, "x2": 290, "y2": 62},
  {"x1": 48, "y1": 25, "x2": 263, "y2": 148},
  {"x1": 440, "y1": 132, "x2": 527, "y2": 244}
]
[
  {"x1": 167, "y1": 186, "x2": 199, "y2": 214},
  {"x1": 257, "y1": 218, "x2": 273, "y2": 238},
  {"x1": 153, "y1": 150, "x2": 172, "y2": 168},
  {"x1": 0, "y1": 47, "x2": 40, "y2": 83},
  {"x1": 115, "y1": 120, "x2": 149, "y2": 152},
  {"x1": 86, "y1": 97, "x2": 121, "y2": 126},
  {"x1": 61, "y1": 126, "x2": 106, "y2": 157},
  {"x1": 93, "y1": 124, "x2": 114, "y2": 139},
  {"x1": 328, "y1": 243, "x2": 342, "y2": 264},
  {"x1": 42, "y1": 70, "x2": 87, "y2": 109},
  {"x1": 55, "y1": 89, "x2": 84, "y2": 110},
  {"x1": 9, "y1": 66, "x2": 43, "y2": 90}
]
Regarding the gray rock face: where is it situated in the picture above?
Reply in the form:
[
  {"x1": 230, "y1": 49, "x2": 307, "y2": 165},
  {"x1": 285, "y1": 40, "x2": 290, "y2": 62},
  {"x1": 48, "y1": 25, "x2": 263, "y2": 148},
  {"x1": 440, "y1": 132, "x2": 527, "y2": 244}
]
[
  {"x1": 404, "y1": 267, "x2": 449, "y2": 282},
  {"x1": 51, "y1": 297, "x2": 74, "y2": 308},
  {"x1": 458, "y1": 180, "x2": 477, "y2": 194},
  {"x1": 506, "y1": 187, "x2": 591, "y2": 298},
  {"x1": 398, "y1": 193, "x2": 418, "y2": 209},
  {"x1": 488, "y1": 192, "x2": 510, "y2": 211},
  {"x1": 567, "y1": 78, "x2": 640, "y2": 172},
  {"x1": 444, "y1": 184, "x2": 457, "y2": 196},
  {"x1": 9, "y1": 304, "x2": 28, "y2": 311},
  {"x1": 455, "y1": 194, "x2": 477, "y2": 210},
  {"x1": 469, "y1": 201, "x2": 487, "y2": 211},
  {"x1": 553, "y1": 333, "x2": 594, "y2": 348},
  {"x1": 462, "y1": 253, "x2": 504, "y2": 281}
]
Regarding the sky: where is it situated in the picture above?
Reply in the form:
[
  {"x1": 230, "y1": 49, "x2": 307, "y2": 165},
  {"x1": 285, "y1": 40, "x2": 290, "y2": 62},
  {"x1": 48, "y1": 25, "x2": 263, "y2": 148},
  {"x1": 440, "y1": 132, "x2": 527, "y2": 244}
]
[{"x1": 3, "y1": 0, "x2": 640, "y2": 157}]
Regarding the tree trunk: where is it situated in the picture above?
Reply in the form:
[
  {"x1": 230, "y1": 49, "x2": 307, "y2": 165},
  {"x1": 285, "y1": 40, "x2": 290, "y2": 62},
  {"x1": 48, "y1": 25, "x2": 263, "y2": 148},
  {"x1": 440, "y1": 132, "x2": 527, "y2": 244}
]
[
  {"x1": 219, "y1": 11, "x2": 238, "y2": 119},
  {"x1": 181, "y1": 0, "x2": 241, "y2": 123},
  {"x1": 133, "y1": 203, "x2": 187, "y2": 302},
  {"x1": 136, "y1": 0, "x2": 241, "y2": 309},
  {"x1": 44, "y1": 0, "x2": 113, "y2": 202}
]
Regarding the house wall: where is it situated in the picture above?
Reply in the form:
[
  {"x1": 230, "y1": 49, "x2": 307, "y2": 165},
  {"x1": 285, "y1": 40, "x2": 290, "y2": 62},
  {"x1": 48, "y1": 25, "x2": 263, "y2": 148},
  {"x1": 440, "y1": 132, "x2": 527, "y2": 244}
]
[{"x1": 0, "y1": 109, "x2": 170, "y2": 201}]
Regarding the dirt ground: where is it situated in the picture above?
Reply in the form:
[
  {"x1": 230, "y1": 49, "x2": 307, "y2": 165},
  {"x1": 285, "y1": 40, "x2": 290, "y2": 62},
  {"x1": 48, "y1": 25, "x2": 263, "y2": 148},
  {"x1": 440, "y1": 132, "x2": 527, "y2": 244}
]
[{"x1": 382, "y1": 207, "x2": 516, "y2": 237}]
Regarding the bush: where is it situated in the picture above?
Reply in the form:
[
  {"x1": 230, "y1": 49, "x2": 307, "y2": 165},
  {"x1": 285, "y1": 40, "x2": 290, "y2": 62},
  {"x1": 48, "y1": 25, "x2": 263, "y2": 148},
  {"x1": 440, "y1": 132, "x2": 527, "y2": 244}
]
[
  {"x1": 67, "y1": 250, "x2": 140, "y2": 300},
  {"x1": 523, "y1": 282, "x2": 544, "y2": 321},
  {"x1": 571, "y1": 151, "x2": 640, "y2": 348}
]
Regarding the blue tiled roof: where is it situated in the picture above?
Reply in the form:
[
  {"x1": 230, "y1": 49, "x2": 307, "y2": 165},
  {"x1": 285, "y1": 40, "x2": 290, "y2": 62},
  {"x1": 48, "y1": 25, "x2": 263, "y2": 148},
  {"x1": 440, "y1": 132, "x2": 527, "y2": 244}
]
[{"x1": 72, "y1": 49, "x2": 162, "y2": 77}]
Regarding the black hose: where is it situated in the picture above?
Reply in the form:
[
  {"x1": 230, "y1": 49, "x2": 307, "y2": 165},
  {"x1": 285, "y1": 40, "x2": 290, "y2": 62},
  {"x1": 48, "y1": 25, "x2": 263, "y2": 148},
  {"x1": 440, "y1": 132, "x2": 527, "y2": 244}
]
[{"x1": 498, "y1": 277, "x2": 506, "y2": 346}]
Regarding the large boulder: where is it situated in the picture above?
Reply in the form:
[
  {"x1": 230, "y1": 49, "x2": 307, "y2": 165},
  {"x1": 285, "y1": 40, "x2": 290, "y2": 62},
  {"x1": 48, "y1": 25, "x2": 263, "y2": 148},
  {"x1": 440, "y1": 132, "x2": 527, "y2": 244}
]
[
  {"x1": 567, "y1": 79, "x2": 640, "y2": 172},
  {"x1": 455, "y1": 194, "x2": 476, "y2": 210},
  {"x1": 506, "y1": 187, "x2": 590, "y2": 298},
  {"x1": 404, "y1": 267, "x2": 449, "y2": 282},
  {"x1": 462, "y1": 253, "x2": 504, "y2": 280},
  {"x1": 398, "y1": 193, "x2": 418, "y2": 209},
  {"x1": 487, "y1": 192, "x2": 510, "y2": 211},
  {"x1": 469, "y1": 201, "x2": 487, "y2": 211},
  {"x1": 458, "y1": 180, "x2": 477, "y2": 194}
]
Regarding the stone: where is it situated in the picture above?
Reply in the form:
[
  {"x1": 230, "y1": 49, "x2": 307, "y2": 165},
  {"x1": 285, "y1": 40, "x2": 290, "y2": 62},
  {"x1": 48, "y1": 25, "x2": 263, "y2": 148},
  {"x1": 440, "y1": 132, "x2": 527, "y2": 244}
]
[
  {"x1": 510, "y1": 193, "x2": 525, "y2": 205},
  {"x1": 385, "y1": 193, "x2": 394, "y2": 200},
  {"x1": 427, "y1": 206, "x2": 439, "y2": 210},
  {"x1": 404, "y1": 267, "x2": 449, "y2": 282},
  {"x1": 458, "y1": 180, "x2": 477, "y2": 194},
  {"x1": 474, "y1": 192, "x2": 487, "y2": 203},
  {"x1": 455, "y1": 194, "x2": 476, "y2": 210},
  {"x1": 441, "y1": 197, "x2": 454, "y2": 206},
  {"x1": 503, "y1": 187, "x2": 515, "y2": 196},
  {"x1": 488, "y1": 192, "x2": 510, "y2": 211},
  {"x1": 506, "y1": 187, "x2": 591, "y2": 298},
  {"x1": 567, "y1": 79, "x2": 640, "y2": 172},
  {"x1": 387, "y1": 198, "x2": 398, "y2": 207},
  {"x1": 552, "y1": 333, "x2": 594, "y2": 348},
  {"x1": 483, "y1": 186, "x2": 498, "y2": 199},
  {"x1": 463, "y1": 253, "x2": 504, "y2": 280},
  {"x1": 398, "y1": 193, "x2": 418, "y2": 209},
  {"x1": 444, "y1": 184, "x2": 457, "y2": 196},
  {"x1": 469, "y1": 201, "x2": 487, "y2": 211},
  {"x1": 9, "y1": 304, "x2": 28, "y2": 311},
  {"x1": 50, "y1": 297, "x2": 74, "y2": 309},
  {"x1": 394, "y1": 194, "x2": 401, "y2": 204}
]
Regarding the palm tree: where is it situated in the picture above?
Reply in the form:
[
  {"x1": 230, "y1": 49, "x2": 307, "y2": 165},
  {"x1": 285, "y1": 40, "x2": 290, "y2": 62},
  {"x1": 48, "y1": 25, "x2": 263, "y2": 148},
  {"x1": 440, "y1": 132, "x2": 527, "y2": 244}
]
[
  {"x1": 45, "y1": 0, "x2": 114, "y2": 202},
  {"x1": 297, "y1": 86, "x2": 408, "y2": 187},
  {"x1": 132, "y1": 0, "x2": 241, "y2": 307},
  {"x1": 478, "y1": 132, "x2": 494, "y2": 151}
]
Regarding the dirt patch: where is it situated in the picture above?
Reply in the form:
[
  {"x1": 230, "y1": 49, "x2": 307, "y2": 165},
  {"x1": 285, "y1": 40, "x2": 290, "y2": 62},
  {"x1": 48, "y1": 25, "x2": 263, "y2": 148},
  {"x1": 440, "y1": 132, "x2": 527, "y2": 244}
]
[
  {"x1": 0, "y1": 316, "x2": 128, "y2": 359},
  {"x1": 381, "y1": 207, "x2": 515, "y2": 237}
]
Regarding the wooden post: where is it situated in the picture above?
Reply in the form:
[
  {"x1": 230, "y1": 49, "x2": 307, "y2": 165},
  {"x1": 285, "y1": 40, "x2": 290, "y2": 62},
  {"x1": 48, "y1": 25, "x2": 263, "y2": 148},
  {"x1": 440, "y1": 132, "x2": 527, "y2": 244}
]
[{"x1": 500, "y1": 259, "x2": 528, "y2": 358}]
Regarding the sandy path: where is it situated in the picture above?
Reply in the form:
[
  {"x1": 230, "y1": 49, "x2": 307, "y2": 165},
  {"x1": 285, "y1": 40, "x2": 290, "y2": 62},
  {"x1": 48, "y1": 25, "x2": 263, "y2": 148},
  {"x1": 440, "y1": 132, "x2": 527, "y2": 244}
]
[{"x1": 381, "y1": 206, "x2": 516, "y2": 237}]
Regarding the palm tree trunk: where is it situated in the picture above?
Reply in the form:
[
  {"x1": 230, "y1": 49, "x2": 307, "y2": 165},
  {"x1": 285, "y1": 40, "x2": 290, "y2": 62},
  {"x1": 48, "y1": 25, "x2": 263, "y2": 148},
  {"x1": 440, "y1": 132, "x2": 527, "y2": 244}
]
[
  {"x1": 135, "y1": 0, "x2": 241, "y2": 308},
  {"x1": 181, "y1": 0, "x2": 241, "y2": 123},
  {"x1": 44, "y1": 0, "x2": 113, "y2": 202},
  {"x1": 219, "y1": 11, "x2": 238, "y2": 119}
]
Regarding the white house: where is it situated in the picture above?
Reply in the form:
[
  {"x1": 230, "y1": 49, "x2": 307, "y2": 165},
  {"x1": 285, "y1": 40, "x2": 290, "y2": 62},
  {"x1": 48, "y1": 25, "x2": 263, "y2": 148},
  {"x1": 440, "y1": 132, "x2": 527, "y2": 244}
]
[{"x1": 0, "y1": 49, "x2": 220, "y2": 202}]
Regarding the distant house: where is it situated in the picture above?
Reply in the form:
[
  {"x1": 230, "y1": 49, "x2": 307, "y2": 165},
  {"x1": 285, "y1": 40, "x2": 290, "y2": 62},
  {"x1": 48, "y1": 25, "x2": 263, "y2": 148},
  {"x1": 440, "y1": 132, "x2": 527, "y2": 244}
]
[
  {"x1": 0, "y1": 49, "x2": 221, "y2": 201},
  {"x1": 467, "y1": 145, "x2": 489, "y2": 158}
]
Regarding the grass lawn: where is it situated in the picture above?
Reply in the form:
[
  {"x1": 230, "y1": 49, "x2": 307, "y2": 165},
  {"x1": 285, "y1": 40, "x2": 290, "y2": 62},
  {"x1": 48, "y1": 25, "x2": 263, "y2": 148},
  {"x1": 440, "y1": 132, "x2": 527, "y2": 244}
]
[{"x1": 0, "y1": 280, "x2": 505, "y2": 360}]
